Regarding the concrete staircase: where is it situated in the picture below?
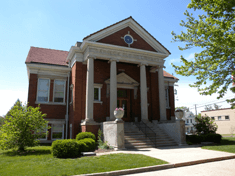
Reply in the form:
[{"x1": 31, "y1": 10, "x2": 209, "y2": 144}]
[{"x1": 124, "y1": 122, "x2": 178, "y2": 149}]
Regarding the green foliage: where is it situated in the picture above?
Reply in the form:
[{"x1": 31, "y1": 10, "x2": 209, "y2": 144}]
[
  {"x1": 97, "y1": 129, "x2": 112, "y2": 149},
  {"x1": 76, "y1": 132, "x2": 96, "y2": 141},
  {"x1": 79, "y1": 138, "x2": 96, "y2": 151},
  {"x1": 175, "y1": 106, "x2": 189, "y2": 112},
  {"x1": 0, "y1": 116, "x2": 5, "y2": 126},
  {"x1": 186, "y1": 133, "x2": 222, "y2": 144},
  {"x1": 52, "y1": 139, "x2": 80, "y2": 158},
  {"x1": 0, "y1": 102, "x2": 48, "y2": 151},
  {"x1": 186, "y1": 135, "x2": 201, "y2": 144},
  {"x1": 171, "y1": 0, "x2": 235, "y2": 105},
  {"x1": 194, "y1": 115, "x2": 218, "y2": 135}
]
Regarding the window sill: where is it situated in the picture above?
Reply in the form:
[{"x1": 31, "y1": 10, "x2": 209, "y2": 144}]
[
  {"x1": 94, "y1": 100, "x2": 103, "y2": 104},
  {"x1": 35, "y1": 101, "x2": 66, "y2": 105}
]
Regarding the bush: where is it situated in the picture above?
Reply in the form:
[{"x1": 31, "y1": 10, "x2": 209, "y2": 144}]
[
  {"x1": 76, "y1": 132, "x2": 96, "y2": 141},
  {"x1": 78, "y1": 138, "x2": 96, "y2": 151},
  {"x1": 52, "y1": 139, "x2": 80, "y2": 158},
  {"x1": 194, "y1": 115, "x2": 218, "y2": 135},
  {"x1": 186, "y1": 135, "x2": 201, "y2": 144},
  {"x1": 203, "y1": 134, "x2": 222, "y2": 143}
]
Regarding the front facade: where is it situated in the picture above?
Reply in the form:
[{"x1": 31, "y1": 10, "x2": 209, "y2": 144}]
[
  {"x1": 26, "y1": 17, "x2": 178, "y2": 141},
  {"x1": 201, "y1": 108, "x2": 235, "y2": 134}
]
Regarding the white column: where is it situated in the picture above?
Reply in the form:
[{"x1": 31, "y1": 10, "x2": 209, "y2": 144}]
[
  {"x1": 158, "y1": 67, "x2": 167, "y2": 121},
  {"x1": 110, "y1": 60, "x2": 117, "y2": 120},
  {"x1": 85, "y1": 57, "x2": 94, "y2": 123},
  {"x1": 140, "y1": 63, "x2": 148, "y2": 121}
]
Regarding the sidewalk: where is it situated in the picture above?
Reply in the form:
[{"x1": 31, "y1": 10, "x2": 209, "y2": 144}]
[{"x1": 76, "y1": 145, "x2": 235, "y2": 176}]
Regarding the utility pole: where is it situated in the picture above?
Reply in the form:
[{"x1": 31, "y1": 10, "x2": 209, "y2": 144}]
[{"x1": 195, "y1": 104, "x2": 197, "y2": 117}]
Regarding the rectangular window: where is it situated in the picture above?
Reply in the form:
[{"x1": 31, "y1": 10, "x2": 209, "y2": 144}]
[
  {"x1": 37, "y1": 124, "x2": 48, "y2": 140},
  {"x1": 165, "y1": 88, "x2": 169, "y2": 107},
  {"x1": 190, "y1": 119, "x2": 192, "y2": 123},
  {"x1": 37, "y1": 79, "x2": 50, "y2": 102},
  {"x1": 218, "y1": 116, "x2": 222, "y2": 120},
  {"x1": 54, "y1": 80, "x2": 66, "y2": 103},
  {"x1": 187, "y1": 119, "x2": 189, "y2": 123},
  {"x1": 94, "y1": 88, "x2": 99, "y2": 101},
  {"x1": 211, "y1": 117, "x2": 215, "y2": 120},
  {"x1": 51, "y1": 124, "x2": 64, "y2": 140},
  {"x1": 225, "y1": 116, "x2": 230, "y2": 120}
]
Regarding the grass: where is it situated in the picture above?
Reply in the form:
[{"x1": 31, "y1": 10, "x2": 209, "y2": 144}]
[
  {"x1": 0, "y1": 146, "x2": 168, "y2": 176},
  {"x1": 221, "y1": 134, "x2": 235, "y2": 137},
  {"x1": 202, "y1": 137, "x2": 235, "y2": 154}
]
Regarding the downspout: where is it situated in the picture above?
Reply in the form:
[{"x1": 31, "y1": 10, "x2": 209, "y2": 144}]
[{"x1": 66, "y1": 62, "x2": 70, "y2": 139}]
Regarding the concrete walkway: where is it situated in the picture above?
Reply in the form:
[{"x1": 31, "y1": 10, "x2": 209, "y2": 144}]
[{"x1": 77, "y1": 145, "x2": 235, "y2": 176}]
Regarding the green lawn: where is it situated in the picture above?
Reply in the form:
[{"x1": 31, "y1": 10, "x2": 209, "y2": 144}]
[
  {"x1": 0, "y1": 146, "x2": 168, "y2": 176},
  {"x1": 202, "y1": 137, "x2": 235, "y2": 154},
  {"x1": 221, "y1": 134, "x2": 235, "y2": 137}
]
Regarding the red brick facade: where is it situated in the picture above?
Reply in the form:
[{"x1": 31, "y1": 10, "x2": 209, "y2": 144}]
[
  {"x1": 27, "y1": 60, "x2": 176, "y2": 140},
  {"x1": 98, "y1": 27, "x2": 156, "y2": 52}
]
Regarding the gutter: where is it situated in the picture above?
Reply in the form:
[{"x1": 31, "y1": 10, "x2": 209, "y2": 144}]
[{"x1": 65, "y1": 62, "x2": 70, "y2": 139}]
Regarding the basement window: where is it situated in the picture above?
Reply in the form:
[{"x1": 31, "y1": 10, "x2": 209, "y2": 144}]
[{"x1": 51, "y1": 124, "x2": 64, "y2": 140}]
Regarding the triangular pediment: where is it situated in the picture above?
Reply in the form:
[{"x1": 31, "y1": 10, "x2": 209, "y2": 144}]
[
  {"x1": 105, "y1": 72, "x2": 139, "y2": 88},
  {"x1": 83, "y1": 17, "x2": 170, "y2": 55}
]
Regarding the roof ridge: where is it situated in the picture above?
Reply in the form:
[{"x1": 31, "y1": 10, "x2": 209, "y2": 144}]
[{"x1": 30, "y1": 46, "x2": 69, "y2": 53}]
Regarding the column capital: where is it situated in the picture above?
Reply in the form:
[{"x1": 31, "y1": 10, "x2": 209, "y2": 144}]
[
  {"x1": 108, "y1": 58, "x2": 119, "y2": 63},
  {"x1": 157, "y1": 65, "x2": 165, "y2": 69},
  {"x1": 138, "y1": 62, "x2": 148, "y2": 67}
]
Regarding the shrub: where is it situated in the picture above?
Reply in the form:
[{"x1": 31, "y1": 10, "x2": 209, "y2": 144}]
[
  {"x1": 203, "y1": 134, "x2": 222, "y2": 143},
  {"x1": 186, "y1": 135, "x2": 201, "y2": 144},
  {"x1": 194, "y1": 115, "x2": 218, "y2": 135},
  {"x1": 52, "y1": 139, "x2": 80, "y2": 158},
  {"x1": 78, "y1": 138, "x2": 96, "y2": 151},
  {"x1": 76, "y1": 132, "x2": 96, "y2": 141}
]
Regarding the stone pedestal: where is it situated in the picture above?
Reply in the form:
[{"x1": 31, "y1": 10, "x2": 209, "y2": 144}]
[
  {"x1": 103, "y1": 121, "x2": 125, "y2": 150},
  {"x1": 176, "y1": 119, "x2": 186, "y2": 145}
]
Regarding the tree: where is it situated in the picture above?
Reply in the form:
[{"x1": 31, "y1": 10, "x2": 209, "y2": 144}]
[
  {"x1": 204, "y1": 105, "x2": 213, "y2": 111},
  {"x1": 175, "y1": 106, "x2": 190, "y2": 112},
  {"x1": 213, "y1": 103, "x2": 221, "y2": 110},
  {"x1": 194, "y1": 115, "x2": 218, "y2": 135},
  {"x1": 5, "y1": 99, "x2": 22, "y2": 116},
  {"x1": 0, "y1": 101, "x2": 49, "y2": 151},
  {"x1": 171, "y1": 0, "x2": 235, "y2": 106},
  {"x1": 0, "y1": 116, "x2": 4, "y2": 127}
]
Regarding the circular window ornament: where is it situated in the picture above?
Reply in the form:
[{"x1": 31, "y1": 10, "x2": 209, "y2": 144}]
[{"x1": 124, "y1": 34, "x2": 134, "y2": 45}]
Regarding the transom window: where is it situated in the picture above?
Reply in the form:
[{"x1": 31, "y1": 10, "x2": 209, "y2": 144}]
[
  {"x1": 37, "y1": 78, "x2": 50, "y2": 102},
  {"x1": 54, "y1": 80, "x2": 66, "y2": 103}
]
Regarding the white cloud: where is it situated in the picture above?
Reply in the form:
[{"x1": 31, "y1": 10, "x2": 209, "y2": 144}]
[
  {"x1": 0, "y1": 90, "x2": 28, "y2": 116},
  {"x1": 185, "y1": 53, "x2": 195, "y2": 61}
]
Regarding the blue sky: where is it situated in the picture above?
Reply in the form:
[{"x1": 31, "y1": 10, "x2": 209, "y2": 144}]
[{"x1": 0, "y1": 0, "x2": 233, "y2": 116}]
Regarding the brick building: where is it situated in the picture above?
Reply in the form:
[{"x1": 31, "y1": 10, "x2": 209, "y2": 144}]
[{"x1": 25, "y1": 17, "x2": 178, "y2": 142}]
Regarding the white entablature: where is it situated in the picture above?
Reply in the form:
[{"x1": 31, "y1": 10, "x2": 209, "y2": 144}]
[{"x1": 68, "y1": 41, "x2": 168, "y2": 67}]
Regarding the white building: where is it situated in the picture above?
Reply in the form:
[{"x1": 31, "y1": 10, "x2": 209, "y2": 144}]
[{"x1": 183, "y1": 112, "x2": 196, "y2": 134}]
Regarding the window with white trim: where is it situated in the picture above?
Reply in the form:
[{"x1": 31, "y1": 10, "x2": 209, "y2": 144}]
[
  {"x1": 37, "y1": 78, "x2": 50, "y2": 102},
  {"x1": 211, "y1": 117, "x2": 215, "y2": 120},
  {"x1": 37, "y1": 124, "x2": 48, "y2": 140},
  {"x1": 94, "y1": 84, "x2": 103, "y2": 102},
  {"x1": 54, "y1": 80, "x2": 66, "y2": 103},
  {"x1": 51, "y1": 124, "x2": 64, "y2": 140},
  {"x1": 225, "y1": 116, "x2": 230, "y2": 120},
  {"x1": 218, "y1": 116, "x2": 222, "y2": 120}
]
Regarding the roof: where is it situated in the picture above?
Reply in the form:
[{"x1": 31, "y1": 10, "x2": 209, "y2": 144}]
[
  {"x1": 25, "y1": 46, "x2": 177, "y2": 79},
  {"x1": 83, "y1": 16, "x2": 171, "y2": 54},
  {"x1": 201, "y1": 108, "x2": 233, "y2": 112},
  {"x1": 163, "y1": 70, "x2": 178, "y2": 80},
  {"x1": 25, "y1": 46, "x2": 69, "y2": 66}
]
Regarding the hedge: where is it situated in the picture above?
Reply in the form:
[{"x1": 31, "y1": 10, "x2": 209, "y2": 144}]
[
  {"x1": 76, "y1": 132, "x2": 96, "y2": 141},
  {"x1": 186, "y1": 134, "x2": 222, "y2": 144},
  {"x1": 78, "y1": 138, "x2": 96, "y2": 151},
  {"x1": 52, "y1": 139, "x2": 80, "y2": 158}
]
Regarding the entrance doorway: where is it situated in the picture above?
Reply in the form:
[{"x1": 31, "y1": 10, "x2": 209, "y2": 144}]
[{"x1": 117, "y1": 89, "x2": 130, "y2": 121}]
